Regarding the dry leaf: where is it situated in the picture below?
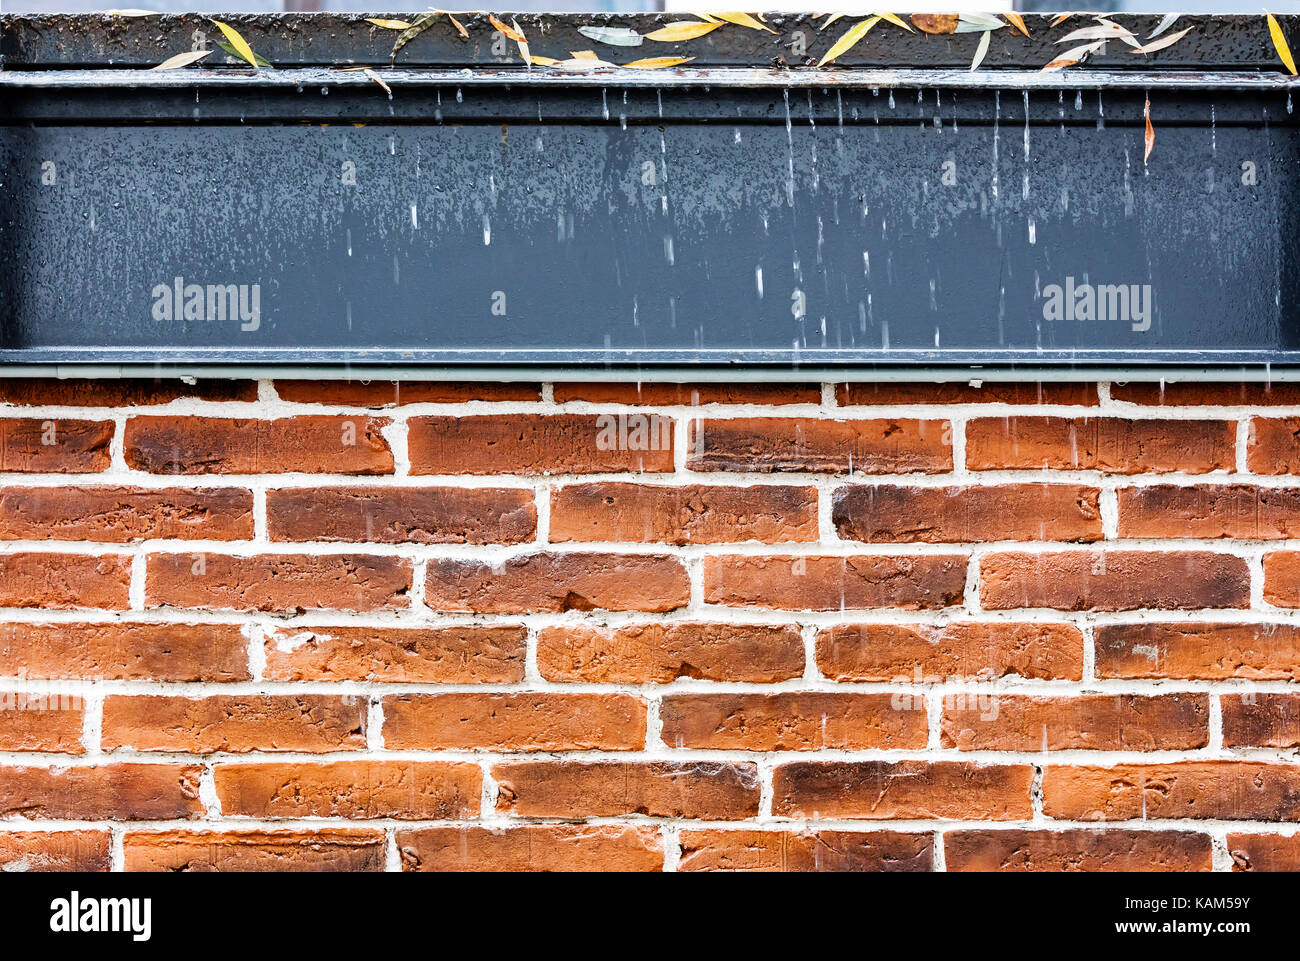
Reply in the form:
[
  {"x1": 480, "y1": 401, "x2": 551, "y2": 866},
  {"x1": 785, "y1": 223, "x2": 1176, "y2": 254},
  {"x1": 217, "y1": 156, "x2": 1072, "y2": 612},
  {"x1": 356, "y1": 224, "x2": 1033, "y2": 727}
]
[
  {"x1": 512, "y1": 18, "x2": 530, "y2": 66},
  {"x1": 1094, "y1": 17, "x2": 1141, "y2": 48},
  {"x1": 1005, "y1": 13, "x2": 1030, "y2": 38},
  {"x1": 446, "y1": 13, "x2": 468, "y2": 39},
  {"x1": 578, "y1": 26, "x2": 644, "y2": 46},
  {"x1": 710, "y1": 13, "x2": 775, "y2": 33},
  {"x1": 390, "y1": 11, "x2": 440, "y2": 63},
  {"x1": 529, "y1": 55, "x2": 561, "y2": 66},
  {"x1": 970, "y1": 29, "x2": 991, "y2": 71},
  {"x1": 1148, "y1": 14, "x2": 1180, "y2": 39},
  {"x1": 622, "y1": 56, "x2": 696, "y2": 68},
  {"x1": 1144, "y1": 98, "x2": 1154, "y2": 165},
  {"x1": 873, "y1": 13, "x2": 913, "y2": 33},
  {"x1": 556, "y1": 55, "x2": 617, "y2": 71},
  {"x1": 570, "y1": 50, "x2": 599, "y2": 59},
  {"x1": 910, "y1": 14, "x2": 958, "y2": 36},
  {"x1": 1042, "y1": 39, "x2": 1106, "y2": 71},
  {"x1": 366, "y1": 18, "x2": 413, "y2": 30},
  {"x1": 819, "y1": 16, "x2": 881, "y2": 66},
  {"x1": 692, "y1": 13, "x2": 720, "y2": 22},
  {"x1": 1051, "y1": 14, "x2": 1073, "y2": 27},
  {"x1": 1268, "y1": 12, "x2": 1297, "y2": 75},
  {"x1": 1129, "y1": 26, "x2": 1193, "y2": 55},
  {"x1": 1058, "y1": 23, "x2": 1135, "y2": 46},
  {"x1": 364, "y1": 68, "x2": 392, "y2": 97},
  {"x1": 151, "y1": 50, "x2": 212, "y2": 70},
  {"x1": 489, "y1": 14, "x2": 525, "y2": 42},
  {"x1": 103, "y1": 9, "x2": 158, "y2": 16},
  {"x1": 645, "y1": 20, "x2": 724, "y2": 42},
  {"x1": 956, "y1": 13, "x2": 1004, "y2": 33},
  {"x1": 211, "y1": 19, "x2": 259, "y2": 68}
]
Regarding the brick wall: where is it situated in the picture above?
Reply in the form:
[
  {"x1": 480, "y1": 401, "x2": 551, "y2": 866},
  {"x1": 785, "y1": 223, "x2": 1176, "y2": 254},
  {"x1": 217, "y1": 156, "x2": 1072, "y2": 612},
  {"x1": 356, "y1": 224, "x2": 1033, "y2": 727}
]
[{"x1": 1, "y1": 376, "x2": 1298, "y2": 872}]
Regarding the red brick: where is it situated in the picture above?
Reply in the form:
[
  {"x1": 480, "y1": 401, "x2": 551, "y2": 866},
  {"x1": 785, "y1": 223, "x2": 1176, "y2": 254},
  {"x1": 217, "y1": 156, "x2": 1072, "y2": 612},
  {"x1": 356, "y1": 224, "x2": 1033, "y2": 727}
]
[
  {"x1": 0, "y1": 418, "x2": 113, "y2": 472},
  {"x1": 0, "y1": 486, "x2": 253, "y2": 542},
  {"x1": 1221, "y1": 694, "x2": 1300, "y2": 748},
  {"x1": 266, "y1": 486, "x2": 535, "y2": 544},
  {"x1": 0, "y1": 379, "x2": 255, "y2": 406},
  {"x1": 687, "y1": 417, "x2": 951, "y2": 473},
  {"x1": 493, "y1": 761, "x2": 760, "y2": 820},
  {"x1": 536, "y1": 622, "x2": 804, "y2": 683},
  {"x1": 817, "y1": 622, "x2": 1084, "y2": 682},
  {"x1": 214, "y1": 761, "x2": 480, "y2": 820},
  {"x1": 124, "y1": 830, "x2": 385, "y2": 872},
  {"x1": 704, "y1": 554, "x2": 966, "y2": 611},
  {"x1": 1095, "y1": 622, "x2": 1300, "y2": 680},
  {"x1": 1263, "y1": 551, "x2": 1300, "y2": 606},
  {"x1": 426, "y1": 551, "x2": 688, "y2": 613},
  {"x1": 1043, "y1": 763, "x2": 1300, "y2": 821},
  {"x1": 0, "y1": 764, "x2": 202, "y2": 820},
  {"x1": 0, "y1": 695, "x2": 84, "y2": 753},
  {"x1": 554, "y1": 383, "x2": 820, "y2": 405},
  {"x1": 679, "y1": 829, "x2": 933, "y2": 872},
  {"x1": 773, "y1": 762, "x2": 1033, "y2": 820},
  {"x1": 408, "y1": 414, "x2": 673, "y2": 475},
  {"x1": 0, "y1": 553, "x2": 130, "y2": 609},
  {"x1": 941, "y1": 694, "x2": 1208, "y2": 751},
  {"x1": 1119, "y1": 484, "x2": 1300, "y2": 539},
  {"x1": 264, "y1": 624, "x2": 525, "y2": 683},
  {"x1": 0, "y1": 622, "x2": 248, "y2": 682},
  {"x1": 1227, "y1": 834, "x2": 1300, "y2": 872},
  {"x1": 945, "y1": 830, "x2": 1212, "y2": 871},
  {"x1": 275, "y1": 381, "x2": 540, "y2": 405},
  {"x1": 1113, "y1": 382, "x2": 1300, "y2": 406},
  {"x1": 146, "y1": 553, "x2": 411, "y2": 613},
  {"x1": 834, "y1": 483, "x2": 1102, "y2": 543},
  {"x1": 398, "y1": 825, "x2": 664, "y2": 872},
  {"x1": 838, "y1": 383, "x2": 1098, "y2": 406},
  {"x1": 980, "y1": 551, "x2": 1249, "y2": 611},
  {"x1": 124, "y1": 416, "x2": 393, "y2": 474},
  {"x1": 1249, "y1": 418, "x2": 1300, "y2": 474},
  {"x1": 102, "y1": 695, "x2": 367, "y2": 754},
  {"x1": 382, "y1": 693, "x2": 646, "y2": 751},
  {"x1": 0, "y1": 831, "x2": 111, "y2": 872},
  {"x1": 550, "y1": 483, "x2": 817, "y2": 544},
  {"x1": 660, "y1": 693, "x2": 927, "y2": 751},
  {"x1": 966, "y1": 417, "x2": 1234, "y2": 473}
]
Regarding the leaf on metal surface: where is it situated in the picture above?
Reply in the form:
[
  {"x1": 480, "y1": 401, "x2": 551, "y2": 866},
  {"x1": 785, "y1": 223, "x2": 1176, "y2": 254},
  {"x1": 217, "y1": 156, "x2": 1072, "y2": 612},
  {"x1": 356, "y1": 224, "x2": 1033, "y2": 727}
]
[
  {"x1": 622, "y1": 56, "x2": 696, "y2": 68},
  {"x1": 1129, "y1": 26, "x2": 1193, "y2": 55},
  {"x1": 1268, "y1": 12, "x2": 1298, "y2": 75},
  {"x1": 970, "y1": 29, "x2": 992, "y2": 71},
  {"x1": 645, "y1": 21, "x2": 724, "y2": 42},
  {"x1": 819, "y1": 16, "x2": 881, "y2": 66},
  {"x1": 1004, "y1": 13, "x2": 1030, "y2": 38},
  {"x1": 488, "y1": 14, "x2": 525, "y2": 42},
  {"x1": 1144, "y1": 97, "x2": 1155, "y2": 165},
  {"x1": 1148, "y1": 14, "x2": 1180, "y2": 39},
  {"x1": 211, "y1": 19, "x2": 260, "y2": 68},
  {"x1": 873, "y1": 13, "x2": 914, "y2": 33},
  {"x1": 710, "y1": 13, "x2": 775, "y2": 33},
  {"x1": 390, "y1": 12, "x2": 441, "y2": 64},
  {"x1": 365, "y1": 19, "x2": 413, "y2": 30},
  {"x1": 151, "y1": 50, "x2": 212, "y2": 70},
  {"x1": 578, "y1": 26, "x2": 645, "y2": 46},
  {"x1": 910, "y1": 14, "x2": 958, "y2": 35},
  {"x1": 1041, "y1": 39, "x2": 1106, "y2": 71}
]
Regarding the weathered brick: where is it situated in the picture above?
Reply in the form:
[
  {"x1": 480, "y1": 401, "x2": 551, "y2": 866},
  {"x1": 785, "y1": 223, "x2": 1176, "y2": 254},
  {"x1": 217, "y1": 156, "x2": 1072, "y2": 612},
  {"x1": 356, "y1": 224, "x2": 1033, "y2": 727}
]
[
  {"x1": 0, "y1": 622, "x2": 249, "y2": 682},
  {"x1": 0, "y1": 486, "x2": 253, "y2": 542},
  {"x1": 398, "y1": 825, "x2": 664, "y2": 872},
  {"x1": 1263, "y1": 551, "x2": 1300, "y2": 606},
  {"x1": 966, "y1": 417, "x2": 1234, "y2": 473},
  {"x1": 124, "y1": 830, "x2": 385, "y2": 872},
  {"x1": 0, "y1": 553, "x2": 130, "y2": 609},
  {"x1": 678, "y1": 829, "x2": 933, "y2": 872},
  {"x1": 773, "y1": 762, "x2": 1033, "y2": 820},
  {"x1": 0, "y1": 831, "x2": 111, "y2": 872},
  {"x1": 263, "y1": 624, "x2": 526, "y2": 683},
  {"x1": 1119, "y1": 484, "x2": 1300, "y2": 539},
  {"x1": 550, "y1": 483, "x2": 818, "y2": 544},
  {"x1": 660, "y1": 694, "x2": 927, "y2": 751},
  {"x1": 124, "y1": 416, "x2": 393, "y2": 474},
  {"x1": 0, "y1": 418, "x2": 114, "y2": 473},
  {"x1": 945, "y1": 830, "x2": 1212, "y2": 871},
  {"x1": 214, "y1": 761, "x2": 480, "y2": 820},
  {"x1": 687, "y1": 417, "x2": 951, "y2": 473},
  {"x1": 266, "y1": 486, "x2": 536, "y2": 544},
  {"x1": 554, "y1": 383, "x2": 820, "y2": 405},
  {"x1": 1113, "y1": 382, "x2": 1300, "y2": 407},
  {"x1": 408, "y1": 414, "x2": 673, "y2": 475},
  {"x1": 0, "y1": 378, "x2": 255, "y2": 406},
  {"x1": 493, "y1": 761, "x2": 761, "y2": 820},
  {"x1": 102, "y1": 695, "x2": 367, "y2": 754},
  {"x1": 1228, "y1": 834, "x2": 1300, "y2": 872},
  {"x1": 425, "y1": 551, "x2": 688, "y2": 613},
  {"x1": 833, "y1": 483, "x2": 1102, "y2": 543},
  {"x1": 1248, "y1": 418, "x2": 1300, "y2": 474},
  {"x1": 1221, "y1": 694, "x2": 1300, "y2": 748},
  {"x1": 980, "y1": 551, "x2": 1249, "y2": 611},
  {"x1": 274, "y1": 381, "x2": 540, "y2": 405},
  {"x1": 838, "y1": 382, "x2": 1098, "y2": 406},
  {"x1": 536, "y1": 622, "x2": 804, "y2": 683},
  {"x1": 941, "y1": 694, "x2": 1209, "y2": 751},
  {"x1": 1043, "y1": 763, "x2": 1300, "y2": 821},
  {"x1": 146, "y1": 553, "x2": 411, "y2": 612},
  {"x1": 704, "y1": 554, "x2": 966, "y2": 610},
  {"x1": 817, "y1": 622, "x2": 1084, "y2": 682},
  {"x1": 1095, "y1": 622, "x2": 1300, "y2": 680},
  {"x1": 0, "y1": 695, "x2": 84, "y2": 753},
  {"x1": 382, "y1": 693, "x2": 646, "y2": 752},
  {"x1": 0, "y1": 764, "x2": 203, "y2": 820}
]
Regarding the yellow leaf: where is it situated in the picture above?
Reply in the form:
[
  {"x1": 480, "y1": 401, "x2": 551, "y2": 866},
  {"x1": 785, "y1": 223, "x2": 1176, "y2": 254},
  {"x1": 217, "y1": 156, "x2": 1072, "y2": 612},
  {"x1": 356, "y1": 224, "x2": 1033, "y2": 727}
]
[
  {"x1": 1268, "y1": 12, "x2": 1297, "y2": 75},
  {"x1": 622, "y1": 56, "x2": 696, "y2": 68},
  {"x1": 1144, "y1": 98, "x2": 1154, "y2": 165},
  {"x1": 570, "y1": 50, "x2": 599, "y2": 59},
  {"x1": 820, "y1": 13, "x2": 845, "y2": 30},
  {"x1": 874, "y1": 13, "x2": 914, "y2": 33},
  {"x1": 529, "y1": 55, "x2": 561, "y2": 66},
  {"x1": 691, "y1": 13, "x2": 720, "y2": 22},
  {"x1": 489, "y1": 14, "x2": 525, "y2": 43},
  {"x1": 645, "y1": 21, "x2": 724, "y2": 42},
  {"x1": 151, "y1": 50, "x2": 212, "y2": 71},
  {"x1": 819, "y1": 16, "x2": 880, "y2": 66},
  {"x1": 211, "y1": 20, "x2": 259, "y2": 69},
  {"x1": 445, "y1": 13, "x2": 469, "y2": 39},
  {"x1": 366, "y1": 18, "x2": 413, "y2": 30},
  {"x1": 710, "y1": 13, "x2": 775, "y2": 33},
  {"x1": 1051, "y1": 14, "x2": 1072, "y2": 27},
  {"x1": 1004, "y1": 13, "x2": 1030, "y2": 38}
]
